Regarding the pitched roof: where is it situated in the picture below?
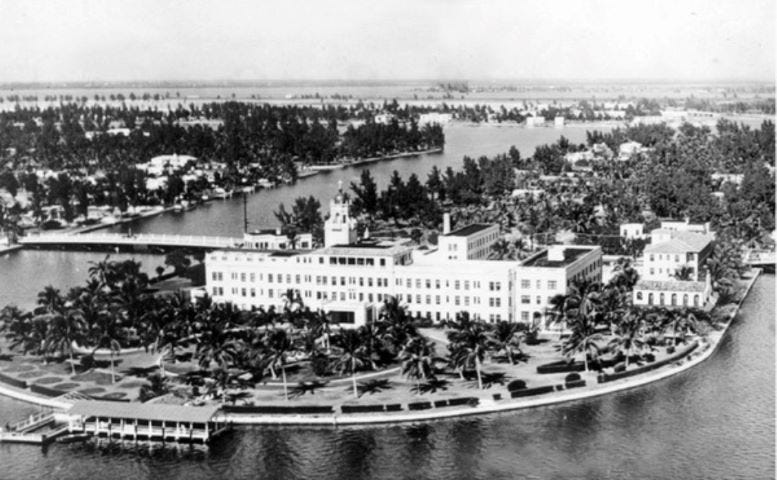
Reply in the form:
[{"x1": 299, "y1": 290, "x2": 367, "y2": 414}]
[
  {"x1": 645, "y1": 231, "x2": 713, "y2": 253},
  {"x1": 68, "y1": 400, "x2": 220, "y2": 424},
  {"x1": 634, "y1": 279, "x2": 707, "y2": 292}
]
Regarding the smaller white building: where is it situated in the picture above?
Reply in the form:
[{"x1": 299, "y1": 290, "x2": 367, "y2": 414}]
[
  {"x1": 437, "y1": 216, "x2": 499, "y2": 261},
  {"x1": 418, "y1": 113, "x2": 452, "y2": 126},
  {"x1": 620, "y1": 223, "x2": 647, "y2": 240},
  {"x1": 244, "y1": 229, "x2": 313, "y2": 250}
]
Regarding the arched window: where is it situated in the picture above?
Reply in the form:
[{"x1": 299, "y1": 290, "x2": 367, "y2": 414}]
[
  {"x1": 659, "y1": 293, "x2": 665, "y2": 305},
  {"x1": 636, "y1": 291, "x2": 643, "y2": 301},
  {"x1": 683, "y1": 294, "x2": 689, "y2": 306},
  {"x1": 694, "y1": 294, "x2": 700, "y2": 307},
  {"x1": 648, "y1": 293, "x2": 654, "y2": 305},
  {"x1": 671, "y1": 293, "x2": 677, "y2": 306}
]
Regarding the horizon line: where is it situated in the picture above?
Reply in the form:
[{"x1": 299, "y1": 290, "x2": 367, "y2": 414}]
[{"x1": 0, "y1": 77, "x2": 774, "y2": 88}]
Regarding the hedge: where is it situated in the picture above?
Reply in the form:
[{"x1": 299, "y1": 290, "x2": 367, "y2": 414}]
[
  {"x1": 221, "y1": 405, "x2": 334, "y2": 415},
  {"x1": 507, "y1": 379, "x2": 527, "y2": 391},
  {"x1": 341, "y1": 404, "x2": 384, "y2": 414},
  {"x1": 30, "y1": 383, "x2": 66, "y2": 397},
  {"x1": 536, "y1": 360, "x2": 585, "y2": 374},
  {"x1": 564, "y1": 373, "x2": 581, "y2": 382},
  {"x1": 510, "y1": 385, "x2": 555, "y2": 398},
  {"x1": 565, "y1": 379, "x2": 587, "y2": 389},
  {"x1": 433, "y1": 400, "x2": 449, "y2": 408},
  {"x1": 447, "y1": 397, "x2": 479, "y2": 407},
  {"x1": 385, "y1": 404, "x2": 403, "y2": 412},
  {"x1": 96, "y1": 395, "x2": 131, "y2": 402},
  {"x1": 0, "y1": 371, "x2": 27, "y2": 389},
  {"x1": 407, "y1": 401, "x2": 432, "y2": 411},
  {"x1": 597, "y1": 341, "x2": 699, "y2": 384}
]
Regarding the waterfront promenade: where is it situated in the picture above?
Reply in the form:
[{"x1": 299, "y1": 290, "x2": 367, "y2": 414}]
[{"x1": 0, "y1": 270, "x2": 761, "y2": 428}]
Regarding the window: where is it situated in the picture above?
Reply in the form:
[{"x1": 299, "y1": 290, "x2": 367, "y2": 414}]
[
  {"x1": 521, "y1": 279, "x2": 530, "y2": 289},
  {"x1": 240, "y1": 273, "x2": 246, "y2": 282},
  {"x1": 521, "y1": 312, "x2": 529, "y2": 322},
  {"x1": 435, "y1": 295, "x2": 441, "y2": 305},
  {"x1": 536, "y1": 280, "x2": 541, "y2": 289},
  {"x1": 250, "y1": 288, "x2": 256, "y2": 297},
  {"x1": 435, "y1": 279, "x2": 441, "y2": 289},
  {"x1": 636, "y1": 291, "x2": 643, "y2": 301},
  {"x1": 380, "y1": 259, "x2": 386, "y2": 267},
  {"x1": 521, "y1": 295, "x2": 531, "y2": 304},
  {"x1": 671, "y1": 293, "x2": 677, "y2": 306},
  {"x1": 548, "y1": 280, "x2": 557, "y2": 290},
  {"x1": 693, "y1": 295, "x2": 700, "y2": 307},
  {"x1": 268, "y1": 274, "x2": 273, "y2": 283},
  {"x1": 659, "y1": 293, "x2": 665, "y2": 305},
  {"x1": 536, "y1": 296, "x2": 542, "y2": 305},
  {"x1": 649, "y1": 254, "x2": 654, "y2": 261},
  {"x1": 426, "y1": 279, "x2": 431, "y2": 289},
  {"x1": 648, "y1": 293, "x2": 653, "y2": 305},
  {"x1": 250, "y1": 273, "x2": 255, "y2": 282},
  {"x1": 683, "y1": 294, "x2": 689, "y2": 306},
  {"x1": 464, "y1": 281, "x2": 470, "y2": 290}
]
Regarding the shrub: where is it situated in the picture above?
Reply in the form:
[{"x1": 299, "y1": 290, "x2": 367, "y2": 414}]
[
  {"x1": 643, "y1": 353, "x2": 656, "y2": 362},
  {"x1": 79, "y1": 355, "x2": 95, "y2": 370},
  {"x1": 310, "y1": 353, "x2": 332, "y2": 377},
  {"x1": 385, "y1": 404, "x2": 403, "y2": 412},
  {"x1": 565, "y1": 379, "x2": 586, "y2": 389},
  {"x1": 536, "y1": 360, "x2": 585, "y2": 374},
  {"x1": 510, "y1": 385, "x2": 555, "y2": 398},
  {"x1": 565, "y1": 373, "x2": 581, "y2": 382},
  {"x1": 613, "y1": 362, "x2": 626, "y2": 373},
  {"x1": 433, "y1": 400, "x2": 449, "y2": 408},
  {"x1": 407, "y1": 401, "x2": 432, "y2": 411},
  {"x1": 507, "y1": 379, "x2": 527, "y2": 391},
  {"x1": 666, "y1": 346, "x2": 676, "y2": 354},
  {"x1": 493, "y1": 393, "x2": 502, "y2": 401}
]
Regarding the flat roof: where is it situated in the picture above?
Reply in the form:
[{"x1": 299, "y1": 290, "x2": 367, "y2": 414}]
[
  {"x1": 68, "y1": 400, "x2": 220, "y2": 424},
  {"x1": 445, "y1": 223, "x2": 495, "y2": 237},
  {"x1": 521, "y1": 247, "x2": 593, "y2": 267},
  {"x1": 319, "y1": 241, "x2": 412, "y2": 257}
]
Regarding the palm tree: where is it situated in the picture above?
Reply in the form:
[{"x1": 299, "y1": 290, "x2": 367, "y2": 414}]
[
  {"x1": 44, "y1": 305, "x2": 86, "y2": 375},
  {"x1": 490, "y1": 321, "x2": 524, "y2": 365},
  {"x1": 331, "y1": 328, "x2": 370, "y2": 398},
  {"x1": 264, "y1": 328, "x2": 293, "y2": 401},
  {"x1": 608, "y1": 308, "x2": 645, "y2": 368},
  {"x1": 89, "y1": 315, "x2": 124, "y2": 383},
  {"x1": 377, "y1": 297, "x2": 416, "y2": 355},
  {"x1": 562, "y1": 314, "x2": 603, "y2": 372},
  {"x1": 35, "y1": 285, "x2": 64, "y2": 316},
  {"x1": 447, "y1": 315, "x2": 490, "y2": 389},
  {"x1": 399, "y1": 335, "x2": 436, "y2": 392},
  {"x1": 0, "y1": 305, "x2": 32, "y2": 351},
  {"x1": 489, "y1": 239, "x2": 510, "y2": 260}
]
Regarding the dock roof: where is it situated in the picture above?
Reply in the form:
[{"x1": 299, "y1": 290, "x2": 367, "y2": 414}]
[{"x1": 68, "y1": 400, "x2": 220, "y2": 424}]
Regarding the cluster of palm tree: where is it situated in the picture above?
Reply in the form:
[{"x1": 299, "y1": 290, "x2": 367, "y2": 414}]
[{"x1": 548, "y1": 261, "x2": 714, "y2": 372}]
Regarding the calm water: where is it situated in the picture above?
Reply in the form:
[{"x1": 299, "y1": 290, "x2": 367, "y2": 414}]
[
  {"x1": 0, "y1": 275, "x2": 772, "y2": 480},
  {"x1": 0, "y1": 124, "x2": 774, "y2": 479}
]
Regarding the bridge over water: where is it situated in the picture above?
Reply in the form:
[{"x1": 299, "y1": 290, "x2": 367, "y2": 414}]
[
  {"x1": 19, "y1": 232, "x2": 243, "y2": 252},
  {"x1": 743, "y1": 249, "x2": 775, "y2": 272}
]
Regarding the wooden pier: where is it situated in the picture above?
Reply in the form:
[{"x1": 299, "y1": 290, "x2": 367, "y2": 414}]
[{"x1": 65, "y1": 401, "x2": 230, "y2": 445}]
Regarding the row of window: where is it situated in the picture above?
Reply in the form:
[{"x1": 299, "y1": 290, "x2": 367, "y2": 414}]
[
  {"x1": 211, "y1": 271, "x2": 497, "y2": 292},
  {"x1": 636, "y1": 291, "x2": 701, "y2": 307},
  {"x1": 519, "y1": 279, "x2": 558, "y2": 290},
  {"x1": 648, "y1": 253, "x2": 691, "y2": 263}
]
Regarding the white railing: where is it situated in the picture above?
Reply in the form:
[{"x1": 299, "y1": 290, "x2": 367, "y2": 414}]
[{"x1": 20, "y1": 233, "x2": 241, "y2": 249}]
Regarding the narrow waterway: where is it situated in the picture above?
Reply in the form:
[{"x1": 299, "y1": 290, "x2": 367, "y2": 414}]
[{"x1": 1, "y1": 123, "x2": 599, "y2": 310}]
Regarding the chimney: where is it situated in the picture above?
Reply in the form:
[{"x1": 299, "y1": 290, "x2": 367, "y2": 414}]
[
  {"x1": 275, "y1": 228, "x2": 281, "y2": 235},
  {"x1": 443, "y1": 213, "x2": 451, "y2": 235}
]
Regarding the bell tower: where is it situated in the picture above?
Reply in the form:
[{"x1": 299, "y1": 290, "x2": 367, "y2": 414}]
[{"x1": 324, "y1": 181, "x2": 358, "y2": 247}]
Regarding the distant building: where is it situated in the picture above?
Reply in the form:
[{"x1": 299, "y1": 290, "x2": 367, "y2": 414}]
[
  {"x1": 418, "y1": 113, "x2": 452, "y2": 126},
  {"x1": 620, "y1": 223, "x2": 647, "y2": 240},
  {"x1": 373, "y1": 113, "x2": 395, "y2": 125},
  {"x1": 244, "y1": 229, "x2": 312, "y2": 250},
  {"x1": 137, "y1": 154, "x2": 197, "y2": 176},
  {"x1": 711, "y1": 172, "x2": 745, "y2": 185}
]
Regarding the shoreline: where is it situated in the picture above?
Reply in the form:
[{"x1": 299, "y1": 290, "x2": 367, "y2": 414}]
[{"x1": 0, "y1": 270, "x2": 762, "y2": 427}]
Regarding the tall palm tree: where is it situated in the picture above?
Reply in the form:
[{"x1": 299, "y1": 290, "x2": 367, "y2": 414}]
[
  {"x1": 35, "y1": 285, "x2": 64, "y2": 316},
  {"x1": 89, "y1": 315, "x2": 125, "y2": 383},
  {"x1": 399, "y1": 335, "x2": 436, "y2": 392},
  {"x1": 45, "y1": 306, "x2": 86, "y2": 374},
  {"x1": 331, "y1": 328, "x2": 370, "y2": 398},
  {"x1": 377, "y1": 297, "x2": 416, "y2": 355},
  {"x1": 562, "y1": 314, "x2": 603, "y2": 372},
  {"x1": 490, "y1": 321, "x2": 524, "y2": 365},
  {"x1": 447, "y1": 316, "x2": 490, "y2": 389},
  {"x1": 608, "y1": 308, "x2": 644, "y2": 368},
  {"x1": 0, "y1": 305, "x2": 32, "y2": 351},
  {"x1": 264, "y1": 328, "x2": 293, "y2": 401}
]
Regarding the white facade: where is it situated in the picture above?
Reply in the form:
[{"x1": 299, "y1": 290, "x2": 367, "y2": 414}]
[
  {"x1": 620, "y1": 223, "x2": 647, "y2": 240},
  {"x1": 324, "y1": 186, "x2": 358, "y2": 247},
  {"x1": 205, "y1": 188, "x2": 603, "y2": 329},
  {"x1": 437, "y1": 223, "x2": 500, "y2": 260},
  {"x1": 243, "y1": 230, "x2": 313, "y2": 250},
  {"x1": 418, "y1": 113, "x2": 452, "y2": 126}
]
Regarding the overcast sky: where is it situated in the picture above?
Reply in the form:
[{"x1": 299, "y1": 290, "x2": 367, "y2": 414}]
[{"x1": 0, "y1": 0, "x2": 773, "y2": 83}]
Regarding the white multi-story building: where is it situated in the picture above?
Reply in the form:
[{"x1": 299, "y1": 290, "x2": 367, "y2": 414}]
[
  {"x1": 205, "y1": 187, "x2": 602, "y2": 329},
  {"x1": 632, "y1": 228, "x2": 715, "y2": 309}
]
